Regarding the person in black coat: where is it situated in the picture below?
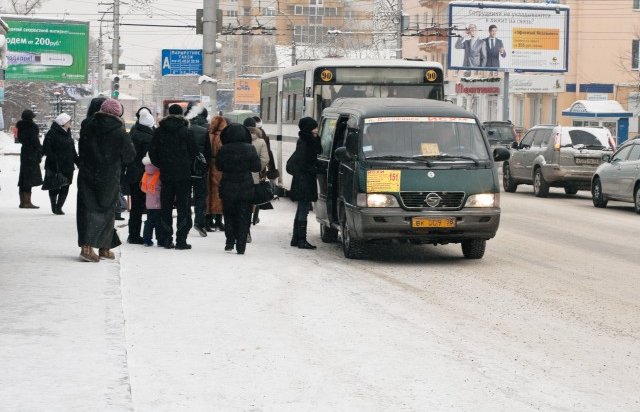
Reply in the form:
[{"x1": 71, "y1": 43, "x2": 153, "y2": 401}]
[
  {"x1": 185, "y1": 103, "x2": 212, "y2": 236},
  {"x1": 16, "y1": 109, "x2": 43, "y2": 208},
  {"x1": 149, "y1": 104, "x2": 198, "y2": 250},
  {"x1": 125, "y1": 108, "x2": 156, "y2": 244},
  {"x1": 43, "y1": 113, "x2": 78, "y2": 215},
  {"x1": 76, "y1": 98, "x2": 135, "y2": 262},
  {"x1": 289, "y1": 117, "x2": 322, "y2": 249},
  {"x1": 215, "y1": 123, "x2": 261, "y2": 255},
  {"x1": 80, "y1": 97, "x2": 107, "y2": 135}
]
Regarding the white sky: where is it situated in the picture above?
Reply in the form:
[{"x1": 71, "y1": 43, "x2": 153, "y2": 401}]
[{"x1": 36, "y1": 0, "x2": 204, "y2": 68}]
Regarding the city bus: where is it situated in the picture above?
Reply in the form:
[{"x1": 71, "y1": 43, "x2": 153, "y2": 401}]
[{"x1": 259, "y1": 59, "x2": 445, "y2": 191}]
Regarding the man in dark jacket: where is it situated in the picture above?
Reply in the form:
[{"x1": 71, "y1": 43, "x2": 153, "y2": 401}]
[
  {"x1": 185, "y1": 103, "x2": 212, "y2": 237},
  {"x1": 16, "y1": 109, "x2": 43, "y2": 208},
  {"x1": 125, "y1": 108, "x2": 156, "y2": 244},
  {"x1": 215, "y1": 123, "x2": 261, "y2": 255},
  {"x1": 149, "y1": 104, "x2": 198, "y2": 250},
  {"x1": 289, "y1": 116, "x2": 322, "y2": 249}
]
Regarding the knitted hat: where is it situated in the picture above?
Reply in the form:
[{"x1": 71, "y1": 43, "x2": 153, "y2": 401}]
[
  {"x1": 100, "y1": 98, "x2": 123, "y2": 117},
  {"x1": 298, "y1": 116, "x2": 318, "y2": 133},
  {"x1": 139, "y1": 110, "x2": 155, "y2": 128},
  {"x1": 168, "y1": 104, "x2": 183, "y2": 115},
  {"x1": 54, "y1": 113, "x2": 71, "y2": 126},
  {"x1": 21, "y1": 109, "x2": 36, "y2": 120},
  {"x1": 243, "y1": 117, "x2": 257, "y2": 128}
]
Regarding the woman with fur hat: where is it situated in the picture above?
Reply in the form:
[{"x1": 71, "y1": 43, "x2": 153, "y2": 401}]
[
  {"x1": 215, "y1": 123, "x2": 261, "y2": 255},
  {"x1": 288, "y1": 116, "x2": 322, "y2": 249},
  {"x1": 207, "y1": 115, "x2": 228, "y2": 231},
  {"x1": 16, "y1": 109, "x2": 43, "y2": 208},
  {"x1": 76, "y1": 98, "x2": 135, "y2": 262},
  {"x1": 42, "y1": 112, "x2": 78, "y2": 214}
]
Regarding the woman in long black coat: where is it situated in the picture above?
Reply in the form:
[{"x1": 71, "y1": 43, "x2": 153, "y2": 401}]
[
  {"x1": 16, "y1": 109, "x2": 43, "y2": 209},
  {"x1": 43, "y1": 113, "x2": 78, "y2": 215},
  {"x1": 289, "y1": 117, "x2": 322, "y2": 249},
  {"x1": 76, "y1": 98, "x2": 135, "y2": 262},
  {"x1": 215, "y1": 123, "x2": 261, "y2": 255}
]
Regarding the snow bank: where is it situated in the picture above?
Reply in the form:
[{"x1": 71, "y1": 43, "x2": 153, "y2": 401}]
[{"x1": 0, "y1": 131, "x2": 20, "y2": 155}]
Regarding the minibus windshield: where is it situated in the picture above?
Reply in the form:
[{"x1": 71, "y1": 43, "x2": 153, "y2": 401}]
[{"x1": 362, "y1": 117, "x2": 490, "y2": 161}]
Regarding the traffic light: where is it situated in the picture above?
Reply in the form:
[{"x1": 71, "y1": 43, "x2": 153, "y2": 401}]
[{"x1": 111, "y1": 76, "x2": 120, "y2": 99}]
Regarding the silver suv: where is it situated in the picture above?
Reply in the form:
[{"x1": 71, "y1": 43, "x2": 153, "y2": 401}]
[{"x1": 503, "y1": 125, "x2": 615, "y2": 197}]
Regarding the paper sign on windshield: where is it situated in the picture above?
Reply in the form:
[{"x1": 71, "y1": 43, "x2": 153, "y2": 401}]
[
  {"x1": 421, "y1": 143, "x2": 440, "y2": 156},
  {"x1": 367, "y1": 170, "x2": 401, "y2": 193}
]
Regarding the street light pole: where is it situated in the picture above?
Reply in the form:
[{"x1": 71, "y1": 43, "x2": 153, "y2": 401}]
[
  {"x1": 112, "y1": 0, "x2": 120, "y2": 80},
  {"x1": 202, "y1": 0, "x2": 218, "y2": 113}
]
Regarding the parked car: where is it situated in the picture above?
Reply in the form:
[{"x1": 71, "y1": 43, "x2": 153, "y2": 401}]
[
  {"x1": 591, "y1": 138, "x2": 640, "y2": 213},
  {"x1": 315, "y1": 98, "x2": 510, "y2": 260},
  {"x1": 483, "y1": 120, "x2": 517, "y2": 150},
  {"x1": 503, "y1": 125, "x2": 615, "y2": 197}
]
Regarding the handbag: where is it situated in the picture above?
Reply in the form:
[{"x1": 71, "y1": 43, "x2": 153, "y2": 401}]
[
  {"x1": 285, "y1": 150, "x2": 299, "y2": 175},
  {"x1": 42, "y1": 169, "x2": 69, "y2": 191},
  {"x1": 266, "y1": 167, "x2": 280, "y2": 180},
  {"x1": 253, "y1": 180, "x2": 274, "y2": 206},
  {"x1": 191, "y1": 152, "x2": 208, "y2": 178}
]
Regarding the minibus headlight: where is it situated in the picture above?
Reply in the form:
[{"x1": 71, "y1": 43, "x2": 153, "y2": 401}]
[
  {"x1": 465, "y1": 193, "x2": 499, "y2": 208},
  {"x1": 365, "y1": 193, "x2": 400, "y2": 208}
]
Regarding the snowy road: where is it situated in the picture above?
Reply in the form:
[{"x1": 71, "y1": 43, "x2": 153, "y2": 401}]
[{"x1": 1, "y1": 152, "x2": 639, "y2": 411}]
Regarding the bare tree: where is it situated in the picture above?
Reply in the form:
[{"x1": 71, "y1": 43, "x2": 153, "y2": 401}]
[{"x1": 6, "y1": 0, "x2": 44, "y2": 15}]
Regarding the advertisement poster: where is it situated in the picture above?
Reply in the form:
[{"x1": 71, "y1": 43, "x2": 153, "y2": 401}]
[
  {"x1": 448, "y1": 2, "x2": 569, "y2": 72},
  {"x1": 234, "y1": 78, "x2": 260, "y2": 105},
  {"x1": 3, "y1": 17, "x2": 89, "y2": 83}
]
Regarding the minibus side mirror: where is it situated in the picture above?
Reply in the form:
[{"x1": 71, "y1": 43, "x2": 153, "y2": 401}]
[
  {"x1": 334, "y1": 147, "x2": 353, "y2": 162},
  {"x1": 493, "y1": 147, "x2": 510, "y2": 162},
  {"x1": 511, "y1": 141, "x2": 519, "y2": 150},
  {"x1": 602, "y1": 154, "x2": 611, "y2": 163}
]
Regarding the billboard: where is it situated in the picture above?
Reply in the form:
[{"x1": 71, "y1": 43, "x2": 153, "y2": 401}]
[
  {"x1": 448, "y1": 2, "x2": 569, "y2": 73},
  {"x1": 2, "y1": 17, "x2": 89, "y2": 83},
  {"x1": 234, "y1": 78, "x2": 260, "y2": 105}
]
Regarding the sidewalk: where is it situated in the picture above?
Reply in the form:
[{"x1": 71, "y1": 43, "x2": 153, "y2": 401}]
[{"x1": 0, "y1": 153, "x2": 133, "y2": 410}]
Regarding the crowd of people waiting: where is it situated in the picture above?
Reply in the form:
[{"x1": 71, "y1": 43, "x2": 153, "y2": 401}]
[{"x1": 14, "y1": 96, "x2": 322, "y2": 261}]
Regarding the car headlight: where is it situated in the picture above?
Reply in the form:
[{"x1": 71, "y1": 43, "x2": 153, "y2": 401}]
[
  {"x1": 465, "y1": 193, "x2": 499, "y2": 208},
  {"x1": 357, "y1": 193, "x2": 400, "y2": 207}
]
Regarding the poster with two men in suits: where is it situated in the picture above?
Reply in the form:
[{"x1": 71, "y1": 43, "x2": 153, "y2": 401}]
[{"x1": 448, "y1": 1, "x2": 570, "y2": 72}]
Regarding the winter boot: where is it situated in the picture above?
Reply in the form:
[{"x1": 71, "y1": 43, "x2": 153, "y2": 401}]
[
  {"x1": 252, "y1": 209, "x2": 260, "y2": 225},
  {"x1": 214, "y1": 214, "x2": 225, "y2": 231},
  {"x1": 99, "y1": 248, "x2": 115, "y2": 259},
  {"x1": 290, "y1": 219, "x2": 299, "y2": 247},
  {"x1": 80, "y1": 245, "x2": 100, "y2": 262},
  {"x1": 246, "y1": 230, "x2": 252, "y2": 243},
  {"x1": 49, "y1": 192, "x2": 58, "y2": 214},
  {"x1": 56, "y1": 191, "x2": 68, "y2": 215},
  {"x1": 19, "y1": 192, "x2": 25, "y2": 208},
  {"x1": 23, "y1": 192, "x2": 39, "y2": 209},
  {"x1": 205, "y1": 214, "x2": 216, "y2": 232},
  {"x1": 297, "y1": 221, "x2": 317, "y2": 250}
]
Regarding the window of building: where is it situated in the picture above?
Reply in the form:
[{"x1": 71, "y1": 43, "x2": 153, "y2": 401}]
[
  {"x1": 344, "y1": 10, "x2": 355, "y2": 19},
  {"x1": 262, "y1": 7, "x2": 276, "y2": 16},
  {"x1": 309, "y1": 15, "x2": 323, "y2": 25},
  {"x1": 226, "y1": 10, "x2": 237, "y2": 17},
  {"x1": 634, "y1": 0, "x2": 640, "y2": 10},
  {"x1": 325, "y1": 8, "x2": 337, "y2": 17},
  {"x1": 294, "y1": 5, "x2": 304, "y2": 15},
  {"x1": 310, "y1": 0, "x2": 323, "y2": 5},
  {"x1": 633, "y1": 39, "x2": 639, "y2": 70},
  {"x1": 242, "y1": 6, "x2": 251, "y2": 16},
  {"x1": 550, "y1": 97, "x2": 557, "y2": 124}
]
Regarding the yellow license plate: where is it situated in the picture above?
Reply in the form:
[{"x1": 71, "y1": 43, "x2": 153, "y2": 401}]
[{"x1": 412, "y1": 217, "x2": 456, "y2": 228}]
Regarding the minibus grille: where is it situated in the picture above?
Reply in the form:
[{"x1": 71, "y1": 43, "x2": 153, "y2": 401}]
[{"x1": 399, "y1": 191, "x2": 465, "y2": 209}]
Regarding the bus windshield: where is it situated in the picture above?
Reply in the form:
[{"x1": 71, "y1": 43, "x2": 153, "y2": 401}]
[
  {"x1": 317, "y1": 84, "x2": 441, "y2": 110},
  {"x1": 362, "y1": 117, "x2": 490, "y2": 161}
]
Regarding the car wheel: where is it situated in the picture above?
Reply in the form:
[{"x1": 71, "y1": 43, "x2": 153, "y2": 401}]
[
  {"x1": 634, "y1": 185, "x2": 640, "y2": 214},
  {"x1": 591, "y1": 178, "x2": 608, "y2": 208},
  {"x1": 502, "y1": 163, "x2": 518, "y2": 193},
  {"x1": 341, "y1": 216, "x2": 366, "y2": 259},
  {"x1": 320, "y1": 224, "x2": 339, "y2": 243},
  {"x1": 461, "y1": 239, "x2": 486, "y2": 259},
  {"x1": 564, "y1": 185, "x2": 578, "y2": 195},
  {"x1": 533, "y1": 168, "x2": 549, "y2": 198}
]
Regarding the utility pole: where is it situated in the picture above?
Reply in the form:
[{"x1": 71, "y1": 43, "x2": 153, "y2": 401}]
[
  {"x1": 112, "y1": 0, "x2": 120, "y2": 82},
  {"x1": 202, "y1": 0, "x2": 218, "y2": 113},
  {"x1": 396, "y1": 0, "x2": 402, "y2": 59},
  {"x1": 291, "y1": 41, "x2": 296, "y2": 66},
  {"x1": 98, "y1": 20, "x2": 104, "y2": 96}
]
